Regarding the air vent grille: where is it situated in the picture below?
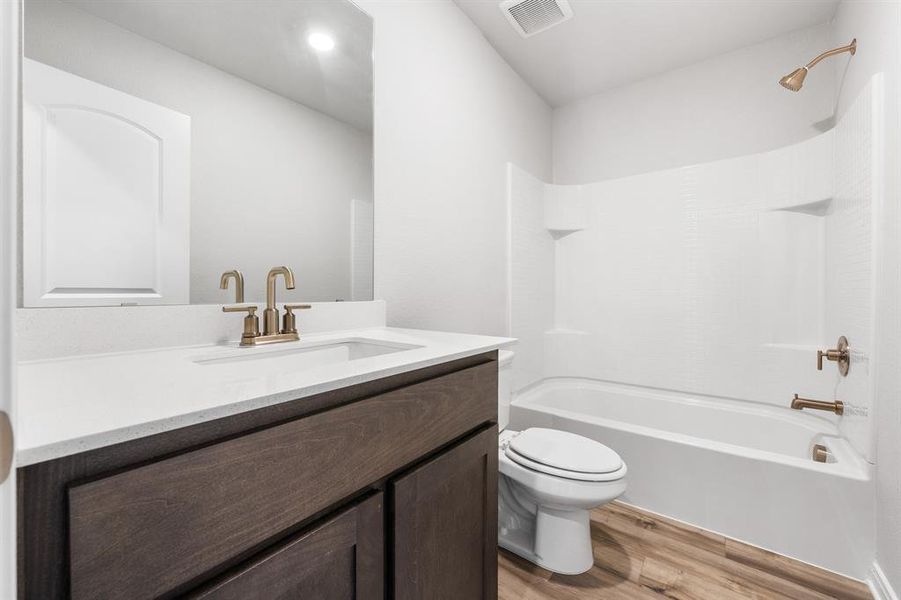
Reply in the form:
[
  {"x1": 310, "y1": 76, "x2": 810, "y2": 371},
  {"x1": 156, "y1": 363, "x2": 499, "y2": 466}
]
[{"x1": 500, "y1": 0, "x2": 573, "y2": 38}]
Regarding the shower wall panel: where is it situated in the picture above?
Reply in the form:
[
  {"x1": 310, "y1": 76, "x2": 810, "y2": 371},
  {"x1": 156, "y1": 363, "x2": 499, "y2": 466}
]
[
  {"x1": 507, "y1": 164, "x2": 554, "y2": 392},
  {"x1": 508, "y1": 75, "x2": 883, "y2": 461}
]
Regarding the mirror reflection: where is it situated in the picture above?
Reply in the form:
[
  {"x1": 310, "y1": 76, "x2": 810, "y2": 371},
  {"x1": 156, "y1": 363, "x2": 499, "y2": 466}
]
[{"x1": 22, "y1": 0, "x2": 373, "y2": 306}]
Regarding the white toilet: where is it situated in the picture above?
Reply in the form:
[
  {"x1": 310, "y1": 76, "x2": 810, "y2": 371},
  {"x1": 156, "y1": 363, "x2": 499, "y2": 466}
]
[{"x1": 497, "y1": 351, "x2": 627, "y2": 575}]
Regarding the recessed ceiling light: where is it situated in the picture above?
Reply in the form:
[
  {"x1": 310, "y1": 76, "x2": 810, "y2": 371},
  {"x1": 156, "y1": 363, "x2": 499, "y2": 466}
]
[{"x1": 308, "y1": 32, "x2": 335, "y2": 52}]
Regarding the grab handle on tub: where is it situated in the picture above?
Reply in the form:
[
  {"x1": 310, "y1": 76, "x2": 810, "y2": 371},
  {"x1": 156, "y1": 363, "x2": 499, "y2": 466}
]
[
  {"x1": 812, "y1": 444, "x2": 829, "y2": 463},
  {"x1": 791, "y1": 394, "x2": 844, "y2": 415}
]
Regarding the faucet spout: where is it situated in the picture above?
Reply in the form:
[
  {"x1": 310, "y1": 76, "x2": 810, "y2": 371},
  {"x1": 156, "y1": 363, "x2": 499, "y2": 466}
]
[
  {"x1": 266, "y1": 266, "x2": 296, "y2": 310},
  {"x1": 264, "y1": 266, "x2": 296, "y2": 335},
  {"x1": 790, "y1": 394, "x2": 844, "y2": 415}
]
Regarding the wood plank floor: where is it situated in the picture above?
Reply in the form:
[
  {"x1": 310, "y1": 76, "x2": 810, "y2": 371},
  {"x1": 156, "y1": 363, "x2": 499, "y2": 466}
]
[{"x1": 498, "y1": 501, "x2": 871, "y2": 600}]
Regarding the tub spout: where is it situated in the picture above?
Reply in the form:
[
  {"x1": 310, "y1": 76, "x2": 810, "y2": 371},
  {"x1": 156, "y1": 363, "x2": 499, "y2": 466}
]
[{"x1": 790, "y1": 394, "x2": 843, "y2": 415}]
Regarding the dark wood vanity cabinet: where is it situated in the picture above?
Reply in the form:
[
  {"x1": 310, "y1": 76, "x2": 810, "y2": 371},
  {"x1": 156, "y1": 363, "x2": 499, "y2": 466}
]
[
  {"x1": 393, "y1": 427, "x2": 498, "y2": 600},
  {"x1": 187, "y1": 493, "x2": 385, "y2": 600},
  {"x1": 18, "y1": 352, "x2": 499, "y2": 600}
]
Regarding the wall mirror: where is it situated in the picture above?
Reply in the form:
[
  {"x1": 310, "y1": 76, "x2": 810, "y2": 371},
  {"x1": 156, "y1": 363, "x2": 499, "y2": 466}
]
[{"x1": 21, "y1": 0, "x2": 373, "y2": 306}]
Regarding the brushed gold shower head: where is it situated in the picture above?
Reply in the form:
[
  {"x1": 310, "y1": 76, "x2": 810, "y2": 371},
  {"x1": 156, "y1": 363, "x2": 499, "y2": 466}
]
[
  {"x1": 779, "y1": 67, "x2": 808, "y2": 92},
  {"x1": 780, "y1": 38, "x2": 856, "y2": 92}
]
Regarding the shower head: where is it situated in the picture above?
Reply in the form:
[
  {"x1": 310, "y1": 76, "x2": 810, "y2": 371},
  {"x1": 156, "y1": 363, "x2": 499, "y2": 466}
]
[
  {"x1": 779, "y1": 38, "x2": 856, "y2": 92},
  {"x1": 779, "y1": 67, "x2": 808, "y2": 92}
]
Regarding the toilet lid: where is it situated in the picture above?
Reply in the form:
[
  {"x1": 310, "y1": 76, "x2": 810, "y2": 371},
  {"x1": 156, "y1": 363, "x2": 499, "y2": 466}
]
[
  {"x1": 508, "y1": 428, "x2": 623, "y2": 474},
  {"x1": 504, "y1": 448, "x2": 626, "y2": 482}
]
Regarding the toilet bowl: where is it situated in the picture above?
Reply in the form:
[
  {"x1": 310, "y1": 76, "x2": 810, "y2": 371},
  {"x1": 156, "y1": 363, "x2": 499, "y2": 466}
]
[{"x1": 497, "y1": 352, "x2": 627, "y2": 574}]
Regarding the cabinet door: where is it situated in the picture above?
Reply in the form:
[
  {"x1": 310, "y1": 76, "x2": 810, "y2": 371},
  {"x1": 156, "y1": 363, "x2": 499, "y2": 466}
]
[
  {"x1": 188, "y1": 493, "x2": 383, "y2": 600},
  {"x1": 392, "y1": 426, "x2": 498, "y2": 600}
]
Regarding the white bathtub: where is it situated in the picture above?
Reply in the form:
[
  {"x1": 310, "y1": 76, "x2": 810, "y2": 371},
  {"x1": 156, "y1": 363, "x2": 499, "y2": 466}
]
[{"x1": 510, "y1": 378, "x2": 874, "y2": 579}]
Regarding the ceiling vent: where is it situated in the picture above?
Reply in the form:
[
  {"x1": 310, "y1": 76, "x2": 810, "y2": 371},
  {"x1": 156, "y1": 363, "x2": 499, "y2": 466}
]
[{"x1": 500, "y1": 0, "x2": 573, "y2": 38}]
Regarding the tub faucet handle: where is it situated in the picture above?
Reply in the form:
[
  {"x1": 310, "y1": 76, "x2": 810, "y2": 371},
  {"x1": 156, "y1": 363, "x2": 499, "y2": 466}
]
[{"x1": 817, "y1": 336, "x2": 850, "y2": 376}]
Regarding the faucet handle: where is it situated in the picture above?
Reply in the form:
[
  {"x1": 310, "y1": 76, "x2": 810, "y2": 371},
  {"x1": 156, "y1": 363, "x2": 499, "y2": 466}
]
[
  {"x1": 282, "y1": 303, "x2": 311, "y2": 335},
  {"x1": 223, "y1": 304, "x2": 257, "y2": 315},
  {"x1": 817, "y1": 336, "x2": 850, "y2": 376},
  {"x1": 223, "y1": 305, "x2": 260, "y2": 344},
  {"x1": 284, "y1": 303, "x2": 312, "y2": 311}
]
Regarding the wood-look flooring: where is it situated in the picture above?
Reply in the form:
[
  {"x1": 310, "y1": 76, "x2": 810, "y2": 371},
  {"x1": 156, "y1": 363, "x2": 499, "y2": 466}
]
[{"x1": 498, "y1": 501, "x2": 872, "y2": 600}]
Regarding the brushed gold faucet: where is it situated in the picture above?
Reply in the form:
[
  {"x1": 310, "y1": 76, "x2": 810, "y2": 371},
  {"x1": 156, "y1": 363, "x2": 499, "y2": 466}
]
[
  {"x1": 219, "y1": 270, "x2": 245, "y2": 304},
  {"x1": 264, "y1": 266, "x2": 296, "y2": 336},
  {"x1": 790, "y1": 394, "x2": 844, "y2": 415},
  {"x1": 223, "y1": 266, "x2": 311, "y2": 346}
]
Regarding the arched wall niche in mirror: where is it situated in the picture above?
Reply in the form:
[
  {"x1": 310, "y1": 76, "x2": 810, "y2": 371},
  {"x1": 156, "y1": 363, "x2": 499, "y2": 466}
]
[{"x1": 21, "y1": 0, "x2": 373, "y2": 306}]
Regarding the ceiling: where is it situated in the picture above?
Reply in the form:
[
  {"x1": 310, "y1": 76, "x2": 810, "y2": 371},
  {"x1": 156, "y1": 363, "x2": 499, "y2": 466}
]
[
  {"x1": 454, "y1": 0, "x2": 840, "y2": 107},
  {"x1": 64, "y1": 0, "x2": 373, "y2": 131}
]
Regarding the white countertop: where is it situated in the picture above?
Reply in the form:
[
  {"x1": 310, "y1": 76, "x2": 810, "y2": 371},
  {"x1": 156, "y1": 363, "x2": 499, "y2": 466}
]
[{"x1": 17, "y1": 327, "x2": 515, "y2": 466}]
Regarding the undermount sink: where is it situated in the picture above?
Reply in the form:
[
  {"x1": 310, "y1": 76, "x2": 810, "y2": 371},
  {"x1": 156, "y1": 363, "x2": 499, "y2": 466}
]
[{"x1": 192, "y1": 338, "x2": 422, "y2": 369}]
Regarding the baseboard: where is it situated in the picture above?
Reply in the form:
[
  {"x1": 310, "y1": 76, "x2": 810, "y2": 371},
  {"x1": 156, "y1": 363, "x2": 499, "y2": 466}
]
[{"x1": 869, "y1": 562, "x2": 899, "y2": 600}]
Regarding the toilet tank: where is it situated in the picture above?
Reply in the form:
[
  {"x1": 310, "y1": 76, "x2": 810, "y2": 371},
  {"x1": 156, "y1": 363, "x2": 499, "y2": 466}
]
[{"x1": 498, "y1": 350, "x2": 514, "y2": 431}]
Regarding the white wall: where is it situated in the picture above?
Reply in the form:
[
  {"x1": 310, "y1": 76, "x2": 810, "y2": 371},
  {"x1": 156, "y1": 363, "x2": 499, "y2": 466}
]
[
  {"x1": 832, "y1": 1, "x2": 901, "y2": 594},
  {"x1": 552, "y1": 24, "x2": 837, "y2": 184},
  {"x1": 358, "y1": 0, "x2": 552, "y2": 336},
  {"x1": 25, "y1": 0, "x2": 373, "y2": 304}
]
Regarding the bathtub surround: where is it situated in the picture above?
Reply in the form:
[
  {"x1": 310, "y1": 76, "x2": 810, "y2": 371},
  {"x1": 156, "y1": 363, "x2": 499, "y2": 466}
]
[
  {"x1": 828, "y1": 73, "x2": 881, "y2": 464},
  {"x1": 510, "y1": 97, "x2": 877, "y2": 456},
  {"x1": 506, "y1": 165, "x2": 554, "y2": 392},
  {"x1": 832, "y1": 2, "x2": 901, "y2": 598}
]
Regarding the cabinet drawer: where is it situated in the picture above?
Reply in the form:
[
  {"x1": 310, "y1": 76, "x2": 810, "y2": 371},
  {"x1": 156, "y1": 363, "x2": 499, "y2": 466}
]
[
  {"x1": 68, "y1": 361, "x2": 497, "y2": 600},
  {"x1": 187, "y1": 493, "x2": 383, "y2": 600}
]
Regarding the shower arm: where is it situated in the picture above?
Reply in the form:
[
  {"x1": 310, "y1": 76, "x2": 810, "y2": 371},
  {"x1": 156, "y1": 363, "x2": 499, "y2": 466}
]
[{"x1": 804, "y1": 39, "x2": 857, "y2": 71}]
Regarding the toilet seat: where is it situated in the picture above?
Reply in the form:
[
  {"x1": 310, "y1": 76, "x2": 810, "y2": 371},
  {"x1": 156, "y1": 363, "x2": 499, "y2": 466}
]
[
  {"x1": 505, "y1": 448, "x2": 626, "y2": 482},
  {"x1": 504, "y1": 428, "x2": 625, "y2": 482}
]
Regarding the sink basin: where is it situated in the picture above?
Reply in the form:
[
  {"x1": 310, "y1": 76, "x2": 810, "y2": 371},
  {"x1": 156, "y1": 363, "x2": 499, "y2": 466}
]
[{"x1": 192, "y1": 338, "x2": 422, "y2": 370}]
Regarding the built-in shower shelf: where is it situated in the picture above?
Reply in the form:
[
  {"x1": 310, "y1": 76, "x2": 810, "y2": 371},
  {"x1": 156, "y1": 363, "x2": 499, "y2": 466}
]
[
  {"x1": 548, "y1": 228, "x2": 584, "y2": 239},
  {"x1": 544, "y1": 328, "x2": 590, "y2": 336},
  {"x1": 544, "y1": 183, "x2": 588, "y2": 234},
  {"x1": 770, "y1": 197, "x2": 832, "y2": 216}
]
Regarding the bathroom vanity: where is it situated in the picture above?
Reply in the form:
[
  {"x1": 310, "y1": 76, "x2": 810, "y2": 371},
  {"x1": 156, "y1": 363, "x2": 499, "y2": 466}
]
[
  {"x1": 16, "y1": 328, "x2": 507, "y2": 599},
  {"x1": 15, "y1": 0, "x2": 503, "y2": 597}
]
